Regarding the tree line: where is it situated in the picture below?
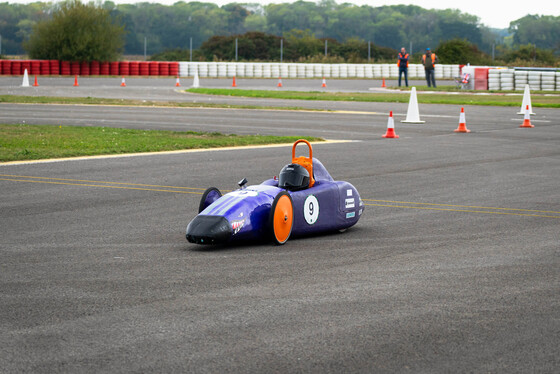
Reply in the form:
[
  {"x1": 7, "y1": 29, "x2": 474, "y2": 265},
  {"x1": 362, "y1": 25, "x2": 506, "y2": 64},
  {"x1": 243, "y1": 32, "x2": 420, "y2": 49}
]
[
  {"x1": 187, "y1": 30, "x2": 398, "y2": 63},
  {"x1": 0, "y1": 1, "x2": 558, "y2": 65}
]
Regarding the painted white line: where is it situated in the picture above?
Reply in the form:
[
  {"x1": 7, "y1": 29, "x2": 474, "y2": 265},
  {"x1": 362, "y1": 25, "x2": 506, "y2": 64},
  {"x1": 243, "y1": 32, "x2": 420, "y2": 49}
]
[
  {"x1": 413, "y1": 114, "x2": 456, "y2": 119},
  {"x1": 510, "y1": 119, "x2": 551, "y2": 123},
  {"x1": 334, "y1": 110, "x2": 456, "y2": 119}
]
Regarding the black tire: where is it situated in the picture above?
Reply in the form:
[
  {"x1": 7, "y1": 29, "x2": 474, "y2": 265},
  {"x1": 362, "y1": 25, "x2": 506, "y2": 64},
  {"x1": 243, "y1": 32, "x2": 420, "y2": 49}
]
[
  {"x1": 198, "y1": 187, "x2": 222, "y2": 213},
  {"x1": 268, "y1": 191, "x2": 294, "y2": 245}
]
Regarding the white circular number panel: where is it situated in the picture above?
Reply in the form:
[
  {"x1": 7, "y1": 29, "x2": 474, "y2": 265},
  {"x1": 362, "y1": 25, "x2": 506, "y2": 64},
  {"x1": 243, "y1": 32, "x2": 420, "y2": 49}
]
[{"x1": 304, "y1": 195, "x2": 319, "y2": 225}]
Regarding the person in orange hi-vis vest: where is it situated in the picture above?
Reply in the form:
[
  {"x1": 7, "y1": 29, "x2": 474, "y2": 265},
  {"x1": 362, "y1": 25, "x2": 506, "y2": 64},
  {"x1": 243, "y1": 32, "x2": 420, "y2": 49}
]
[
  {"x1": 397, "y1": 47, "x2": 409, "y2": 87},
  {"x1": 422, "y1": 48, "x2": 438, "y2": 87}
]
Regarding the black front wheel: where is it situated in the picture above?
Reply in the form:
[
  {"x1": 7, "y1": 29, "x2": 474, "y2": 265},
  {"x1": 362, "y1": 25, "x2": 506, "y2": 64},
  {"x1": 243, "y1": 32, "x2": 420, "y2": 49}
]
[{"x1": 198, "y1": 187, "x2": 222, "y2": 213}]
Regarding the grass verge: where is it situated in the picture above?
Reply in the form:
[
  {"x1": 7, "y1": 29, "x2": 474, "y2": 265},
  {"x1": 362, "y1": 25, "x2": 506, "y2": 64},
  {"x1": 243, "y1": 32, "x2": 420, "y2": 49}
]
[
  {"x1": 0, "y1": 95, "x2": 316, "y2": 111},
  {"x1": 0, "y1": 124, "x2": 323, "y2": 162},
  {"x1": 3, "y1": 91, "x2": 559, "y2": 109},
  {"x1": 186, "y1": 88, "x2": 560, "y2": 108}
]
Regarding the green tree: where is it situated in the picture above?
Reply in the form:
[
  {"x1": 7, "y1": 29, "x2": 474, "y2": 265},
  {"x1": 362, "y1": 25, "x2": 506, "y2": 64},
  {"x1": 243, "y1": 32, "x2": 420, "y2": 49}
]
[
  {"x1": 510, "y1": 15, "x2": 560, "y2": 53},
  {"x1": 435, "y1": 38, "x2": 490, "y2": 64},
  {"x1": 266, "y1": 1, "x2": 326, "y2": 36},
  {"x1": 149, "y1": 48, "x2": 203, "y2": 62},
  {"x1": 327, "y1": 5, "x2": 374, "y2": 41},
  {"x1": 2, "y1": 0, "x2": 558, "y2": 64},
  {"x1": 500, "y1": 44, "x2": 556, "y2": 65},
  {"x1": 200, "y1": 31, "x2": 281, "y2": 61},
  {"x1": 244, "y1": 13, "x2": 267, "y2": 31},
  {"x1": 15, "y1": 19, "x2": 36, "y2": 43},
  {"x1": 222, "y1": 3, "x2": 250, "y2": 35},
  {"x1": 0, "y1": 2, "x2": 45, "y2": 54},
  {"x1": 284, "y1": 29, "x2": 323, "y2": 60},
  {"x1": 334, "y1": 37, "x2": 366, "y2": 62},
  {"x1": 24, "y1": 0, "x2": 125, "y2": 62}
]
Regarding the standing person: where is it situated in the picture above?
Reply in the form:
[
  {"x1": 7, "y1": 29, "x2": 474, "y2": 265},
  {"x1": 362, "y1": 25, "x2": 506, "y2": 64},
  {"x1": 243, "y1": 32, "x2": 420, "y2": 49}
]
[
  {"x1": 397, "y1": 47, "x2": 409, "y2": 87},
  {"x1": 422, "y1": 48, "x2": 438, "y2": 87}
]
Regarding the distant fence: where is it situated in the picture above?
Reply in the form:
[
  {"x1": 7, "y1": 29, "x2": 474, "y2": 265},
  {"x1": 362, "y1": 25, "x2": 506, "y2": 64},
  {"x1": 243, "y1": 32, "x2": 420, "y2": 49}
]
[
  {"x1": 487, "y1": 68, "x2": 560, "y2": 91},
  {"x1": 5, "y1": 60, "x2": 556, "y2": 90},
  {"x1": 0, "y1": 60, "x2": 179, "y2": 77},
  {"x1": 1, "y1": 59, "x2": 460, "y2": 79},
  {"x1": 462, "y1": 66, "x2": 560, "y2": 91},
  {"x1": 178, "y1": 62, "x2": 461, "y2": 80}
]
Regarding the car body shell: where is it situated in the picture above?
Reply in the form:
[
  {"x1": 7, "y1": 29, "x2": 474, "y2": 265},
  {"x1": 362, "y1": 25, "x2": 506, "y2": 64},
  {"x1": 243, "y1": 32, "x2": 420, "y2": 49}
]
[{"x1": 186, "y1": 158, "x2": 364, "y2": 245}]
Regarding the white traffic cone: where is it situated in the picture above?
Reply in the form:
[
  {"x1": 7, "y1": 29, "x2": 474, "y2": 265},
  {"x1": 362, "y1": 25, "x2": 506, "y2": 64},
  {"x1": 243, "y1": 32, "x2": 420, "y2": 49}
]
[
  {"x1": 21, "y1": 69, "x2": 30, "y2": 87},
  {"x1": 401, "y1": 87, "x2": 425, "y2": 123},
  {"x1": 192, "y1": 69, "x2": 200, "y2": 88},
  {"x1": 517, "y1": 84, "x2": 535, "y2": 115}
]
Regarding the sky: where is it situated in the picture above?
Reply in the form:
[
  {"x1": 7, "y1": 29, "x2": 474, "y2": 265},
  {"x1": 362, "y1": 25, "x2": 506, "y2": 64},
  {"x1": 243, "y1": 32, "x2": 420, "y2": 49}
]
[{"x1": 6, "y1": 0, "x2": 560, "y2": 29}]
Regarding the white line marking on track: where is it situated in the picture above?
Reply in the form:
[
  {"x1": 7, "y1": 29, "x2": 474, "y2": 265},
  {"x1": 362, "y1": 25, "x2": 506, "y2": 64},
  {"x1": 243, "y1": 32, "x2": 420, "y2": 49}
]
[{"x1": 510, "y1": 119, "x2": 551, "y2": 123}]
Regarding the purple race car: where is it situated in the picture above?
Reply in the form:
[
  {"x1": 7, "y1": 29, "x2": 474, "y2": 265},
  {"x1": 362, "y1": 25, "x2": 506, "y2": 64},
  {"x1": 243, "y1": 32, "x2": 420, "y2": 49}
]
[{"x1": 186, "y1": 139, "x2": 364, "y2": 245}]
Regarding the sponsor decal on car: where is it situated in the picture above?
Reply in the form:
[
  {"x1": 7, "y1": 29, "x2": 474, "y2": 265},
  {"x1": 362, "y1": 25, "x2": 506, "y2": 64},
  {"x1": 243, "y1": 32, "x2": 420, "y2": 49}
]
[
  {"x1": 345, "y1": 198, "x2": 355, "y2": 209},
  {"x1": 231, "y1": 219, "x2": 245, "y2": 235},
  {"x1": 228, "y1": 190, "x2": 259, "y2": 198},
  {"x1": 347, "y1": 189, "x2": 353, "y2": 196},
  {"x1": 346, "y1": 212, "x2": 356, "y2": 219}
]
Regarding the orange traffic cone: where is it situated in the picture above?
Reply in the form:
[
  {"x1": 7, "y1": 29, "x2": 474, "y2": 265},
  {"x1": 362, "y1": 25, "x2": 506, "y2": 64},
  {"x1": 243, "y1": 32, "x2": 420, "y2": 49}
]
[
  {"x1": 120, "y1": 77, "x2": 126, "y2": 87},
  {"x1": 520, "y1": 105, "x2": 534, "y2": 128},
  {"x1": 382, "y1": 111, "x2": 399, "y2": 138},
  {"x1": 73, "y1": 75, "x2": 79, "y2": 87},
  {"x1": 381, "y1": 78, "x2": 386, "y2": 88},
  {"x1": 454, "y1": 107, "x2": 470, "y2": 133},
  {"x1": 33, "y1": 75, "x2": 39, "y2": 87},
  {"x1": 175, "y1": 76, "x2": 181, "y2": 87},
  {"x1": 277, "y1": 77, "x2": 283, "y2": 88},
  {"x1": 322, "y1": 77, "x2": 327, "y2": 88},
  {"x1": 232, "y1": 76, "x2": 237, "y2": 87}
]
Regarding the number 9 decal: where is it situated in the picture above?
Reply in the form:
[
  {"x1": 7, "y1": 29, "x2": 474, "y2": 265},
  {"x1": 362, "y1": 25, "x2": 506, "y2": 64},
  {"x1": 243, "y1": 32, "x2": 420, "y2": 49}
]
[{"x1": 304, "y1": 195, "x2": 319, "y2": 225}]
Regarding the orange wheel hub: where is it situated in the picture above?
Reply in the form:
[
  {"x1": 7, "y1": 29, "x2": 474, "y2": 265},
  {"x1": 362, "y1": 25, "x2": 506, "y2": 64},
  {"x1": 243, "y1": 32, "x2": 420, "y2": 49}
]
[{"x1": 273, "y1": 194, "x2": 293, "y2": 244}]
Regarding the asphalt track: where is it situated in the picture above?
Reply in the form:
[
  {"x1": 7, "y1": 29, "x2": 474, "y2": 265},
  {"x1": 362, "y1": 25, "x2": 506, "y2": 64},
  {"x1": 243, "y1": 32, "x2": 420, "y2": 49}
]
[{"x1": 1, "y1": 77, "x2": 559, "y2": 372}]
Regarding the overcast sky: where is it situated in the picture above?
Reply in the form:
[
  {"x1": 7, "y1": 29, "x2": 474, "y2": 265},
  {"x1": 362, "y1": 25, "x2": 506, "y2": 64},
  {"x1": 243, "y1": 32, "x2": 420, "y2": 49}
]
[{"x1": 7, "y1": 0, "x2": 560, "y2": 29}]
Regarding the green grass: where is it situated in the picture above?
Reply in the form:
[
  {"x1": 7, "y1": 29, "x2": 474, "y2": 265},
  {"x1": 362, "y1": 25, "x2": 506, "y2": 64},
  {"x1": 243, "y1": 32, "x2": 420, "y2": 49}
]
[
  {"x1": 0, "y1": 124, "x2": 323, "y2": 162},
  {"x1": 3, "y1": 90, "x2": 559, "y2": 109},
  {"x1": 0, "y1": 95, "x2": 315, "y2": 111},
  {"x1": 390, "y1": 85, "x2": 560, "y2": 94},
  {"x1": 186, "y1": 88, "x2": 560, "y2": 108}
]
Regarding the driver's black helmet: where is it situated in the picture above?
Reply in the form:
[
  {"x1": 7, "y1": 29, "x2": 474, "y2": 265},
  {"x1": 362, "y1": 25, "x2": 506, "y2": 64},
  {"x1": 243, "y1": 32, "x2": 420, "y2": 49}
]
[{"x1": 278, "y1": 163, "x2": 310, "y2": 191}]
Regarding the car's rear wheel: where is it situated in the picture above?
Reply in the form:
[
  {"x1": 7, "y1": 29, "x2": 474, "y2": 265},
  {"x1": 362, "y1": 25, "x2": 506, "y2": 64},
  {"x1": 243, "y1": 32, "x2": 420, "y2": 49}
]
[
  {"x1": 198, "y1": 187, "x2": 222, "y2": 213},
  {"x1": 269, "y1": 192, "x2": 294, "y2": 245}
]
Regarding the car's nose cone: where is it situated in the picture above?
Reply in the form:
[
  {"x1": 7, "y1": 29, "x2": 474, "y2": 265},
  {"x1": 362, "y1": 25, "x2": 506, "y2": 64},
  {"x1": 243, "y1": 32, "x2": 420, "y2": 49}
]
[{"x1": 186, "y1": 215, "x2": 233, "y2": 244}]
